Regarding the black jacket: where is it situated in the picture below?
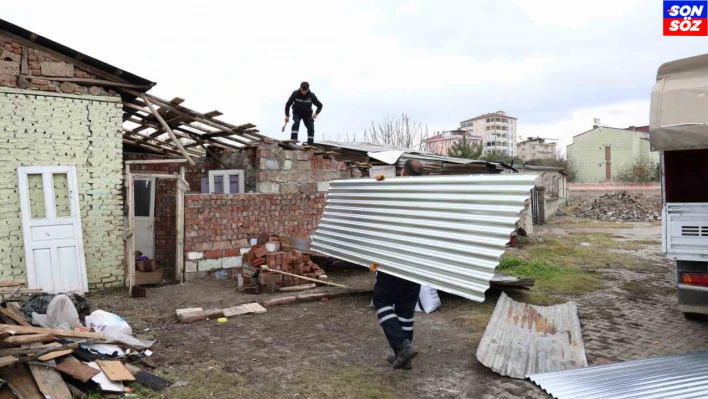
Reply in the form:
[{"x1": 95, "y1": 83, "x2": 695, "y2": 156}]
[{"x1": 285, "y1": 90, "x2": 323, "y2": 117}]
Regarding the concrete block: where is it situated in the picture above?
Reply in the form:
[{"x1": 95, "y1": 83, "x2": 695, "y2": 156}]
[
  {"x1": 187, "y1": 252, "x2": 204, "y2": 261},
  {"x1": 40, "y1": 62, "x2": 75, "y2": 77},
  {"x1": 0, "y1": 61, "x2": 19, "y2": 76},
  {"x1": 0, "y1": 50, "x2": 20, "y2": 63},
  {"x1": 223, "y1": 303, "x2": 267, "y2": 317},
  {"x1": 283, "y1": 160, "x2": 293, "y2": 170},
  {"x1": 317, "y1": 181, "x2": 330, "y2": 192},
  {"x1": 176, "y1": 307, "x2": 203, "y2": 315},
  {"x1": 257, "y1": 182, "x2": 280, "y2": 193},
  {"x1": 222, "y1": 256, "x2": 242, "y2": 268},
  {"x1": 198, "y1": 258, "x2": 223, "y2": 271},
  {"x1": 185, "y1": 261, "x2": 198, "y2": 273},
  {"x1": 280, "y1": 183, "x2": 300, "y2": 194}
]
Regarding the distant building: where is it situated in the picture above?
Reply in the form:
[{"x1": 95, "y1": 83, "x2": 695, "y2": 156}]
[
  {"x1": 517, "y1": 137, "x2": 558, "y2": 161},
  {"x1": 423, "y1": 129, "x2": 483, "y2": 156},
  {"x1": 566, "y1": 125, "x2": 658, "y2": 183},
  {"x1": 459, "y1": 111, "x2": 518, "y2": 156}
]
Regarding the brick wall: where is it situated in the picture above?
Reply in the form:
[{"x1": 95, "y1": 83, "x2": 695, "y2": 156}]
[
  {"x1": 123, "y1": 154, "x2": 219, "y2": 278},
  {"x1": 183, "y1": 192, "x2": 327, "y2": 278},
  {"x1": 0, "y1": 87, "x2": 124, "y2": 288},
  {"x1": 0, "y1": 33, "x2": 117, "y2": 97}
]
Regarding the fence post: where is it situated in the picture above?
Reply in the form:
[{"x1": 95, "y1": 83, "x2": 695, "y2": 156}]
[{"x1": 537, "y1": 186, "x2": 546, "y2": 225}]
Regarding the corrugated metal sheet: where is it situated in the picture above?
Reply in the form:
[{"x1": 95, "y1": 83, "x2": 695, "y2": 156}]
[
  {"x1": 311, "y1": 174, "x2": 536, "y2": 301},
  {"x1": 476, "y1": 293, "x2": 587, "y2": 379},
  {"x1": 528, "y1": 351, "x2": 708, "y2": 399}
]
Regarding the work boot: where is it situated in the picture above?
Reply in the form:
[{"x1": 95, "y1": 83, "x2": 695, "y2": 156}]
[
  {"x1": 387, "y1": 352, "x2": 412, "y2": 369},
  {"x1": 392, "y1": 340, "x2": 417, "y2": 370}
]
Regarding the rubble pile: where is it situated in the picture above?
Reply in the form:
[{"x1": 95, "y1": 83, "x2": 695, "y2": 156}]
[
  {"x1": 238, "y1": 237, "x2": 327, "y2": 294},
  {"x1": 0, "y1": 291, "x2": 162, "y2": 397},
  {"x1": 575, "y1": 191, "x2": 662, "y2": 222}
]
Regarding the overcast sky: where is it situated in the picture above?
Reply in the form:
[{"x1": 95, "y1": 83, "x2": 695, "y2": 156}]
[{"x1": 4, "y1": 0, "x2": 707, "y2": 151}]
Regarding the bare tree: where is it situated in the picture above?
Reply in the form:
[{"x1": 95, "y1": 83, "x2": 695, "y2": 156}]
[{"x1": 358, "y1": 113, "x2": 432, "y2": 151}]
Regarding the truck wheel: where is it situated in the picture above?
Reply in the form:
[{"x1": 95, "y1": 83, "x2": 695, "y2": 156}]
[{"x1": 683, "y1": 312, "x2": 703, "y2": 321}]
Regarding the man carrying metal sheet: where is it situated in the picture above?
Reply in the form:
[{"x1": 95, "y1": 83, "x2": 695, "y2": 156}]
[{"x1": 371, "y1": 159, "x2": 424, "y2": 370}]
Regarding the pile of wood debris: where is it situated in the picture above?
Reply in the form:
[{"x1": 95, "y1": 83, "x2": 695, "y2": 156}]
[{"x1": 0, "y1": 284, "x2": 165, "y2": 398}]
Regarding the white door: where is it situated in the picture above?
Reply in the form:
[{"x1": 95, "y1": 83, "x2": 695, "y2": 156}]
[
  {"x1": 133, "y1": 176, "x2": 155, "y2": 259},
  {"x1": 18, "y1": 166, "x2": 88, "y2": 293}
]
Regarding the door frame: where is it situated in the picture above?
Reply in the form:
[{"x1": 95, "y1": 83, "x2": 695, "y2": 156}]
[
  {"x1": 132, "y1": 175, "x2": 156, "y2": 258},
  {"x1": 17, "y1": 165, "x2": 88, "y2": 292}
]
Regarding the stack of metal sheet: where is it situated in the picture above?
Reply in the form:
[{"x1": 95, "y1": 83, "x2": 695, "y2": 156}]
[
  {"x1": 527, "y1": 351, "x2": 708, "y2": 399},
  {"x1": 311, "y1": 174, "x2": 536, "y2": 301}
]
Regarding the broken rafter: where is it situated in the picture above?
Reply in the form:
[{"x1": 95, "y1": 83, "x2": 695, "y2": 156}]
[
  {"x1": 140, "y1": 93, "x2": 195, "y2": 165},
  {"x1": 124, "y1": 115, "x2": 241, "y2": 152},
  {"x1": 18, "y1": 75, "x2": 152, "y2": 89}
]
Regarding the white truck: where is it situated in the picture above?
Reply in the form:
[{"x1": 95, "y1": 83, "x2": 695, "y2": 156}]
[{"x1": 651, "y1": 53, "x2": 708, "y2": 319}]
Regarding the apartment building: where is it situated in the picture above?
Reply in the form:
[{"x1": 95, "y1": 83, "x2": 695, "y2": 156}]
[
  {"x1": 459, "y1": 111, "x2": 518, "y2": 156},
  {"x1": 423, "y1": 129, "x2": 483, "y2": 156},
  {"x1": 517, "y1": 137, "x2": 558, "y2": 161}
]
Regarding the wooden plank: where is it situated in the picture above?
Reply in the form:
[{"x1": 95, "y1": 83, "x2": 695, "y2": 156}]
[
  {"x1": 1, "y1": 333, "x2": 53, "y2": 346},
  {"x1": 176, "y1": 167, "x2": 185, "y2": 284},
  {"x1": 124, "y1": 159, "x2": 188, "y2": 165},
  {"x1": 126, "y1": 166, "x2": 135, "y2": 293},
  {"x1": 37, "y1": 343, "x2": 73, "y2": 361},
  {"x1": 266, "y1": 269, "x2": 348, "y2": 288},
  {"x1": 0, "y1": 356, "x2": 18, "y2": 368},
  {"x1": 0, "y1": 289, "x2": 42, "y2": 294},
  {"x1": 0, "y1": 282, "x2": 23, "y2": 288},
  {"x1": 0, "y1": 385, "x2": 16, "y2": 399},
  {"x1": 29, "y1": 360, "x2": 72, "y2": 399},
  {"x1": 0, "y1": 362, "x2": 43, "y2": 399},
  {"x1": 96, "y1": 360, "x2": 135, "y2": 381},
  {"x1": 19, "y1": 75, "x2": 151, "y2": 90},
  {"x1": 55, "y1": 356, "x2": 99, "y2": 383},
  {"x1": 0, "y1": 306, "x2": 29, "y2": 326},
  {"x1": 140, "y1": 94, "x2": 195, "y2": 166},
  {"x1": 0, "y1": 324, "x2": 102, "y2": 340},
  {"x1": 20, "y1": 46, "x2": 29, "y2": 75}
]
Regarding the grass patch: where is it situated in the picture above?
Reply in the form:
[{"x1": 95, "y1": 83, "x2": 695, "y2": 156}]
[
  {"x1": 519, "y1": 232, "x2": 646, "y2": 271},
  {"x1": 550, "y1": 218, "x2": 635, "y2": 229},
  {"x1": 632, "y1": 239, "x2": 662, "y2": 246},
  {"x1": 498, "y1": 256, "x2": 605, "y2": 298},
  {"x1": 292, "y1": 366, "x2": 397, "y2": 399}
]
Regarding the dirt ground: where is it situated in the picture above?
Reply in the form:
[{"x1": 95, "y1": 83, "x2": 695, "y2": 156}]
[{"x1": 89, "y1": 217, "x2": 708, "y2": 399}]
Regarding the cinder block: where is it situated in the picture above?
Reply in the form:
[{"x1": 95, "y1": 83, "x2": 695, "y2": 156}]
[
  {"x1": 222, "y1": 256, "x2": 242, "y2": 268},
  {"x1": 39, "y1": 62, "x2": 75, "y2": 77},
  {"x1": 187, "y1": 252, "x2": 205, "y2": 261},
  {"x1": 185, "y1": 261, "x2": 198, "y2": 273},
  {"x1": 198, "y1": 258, "x2": 223, "y2": 271}
]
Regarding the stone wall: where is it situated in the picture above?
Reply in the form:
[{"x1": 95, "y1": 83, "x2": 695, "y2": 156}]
[
  {"x1": 0, "y1": 33, "x2": 118, "y2": 97},
  {"x1": 254, "y1": 140, "x2": 361, "y2": 194},
  {"x1": 183, "y1": 192, "x2": 327, "y2": 280},
  {"x1": 543, "y1": 197, "x2": 564, "y2": 223},
  {"x1": 0, "y1": 88, "x2": 124, "y2": 288}
]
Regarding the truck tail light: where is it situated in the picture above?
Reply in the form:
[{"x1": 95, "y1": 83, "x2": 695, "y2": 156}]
[{"x1": 681, "y1": 272, "x2": 708, "y2": 287}]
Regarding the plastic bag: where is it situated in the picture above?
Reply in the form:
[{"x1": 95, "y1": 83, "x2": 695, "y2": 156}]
[
  {"x1": 32, "y1": 294, "x2": 80, "y2": 330},
  {"x1": 415, "y1": 285, "x2": 441, "y2": 313},
  {"x1": 85, "y1": 310, "x2": 133, "y2": 337}
]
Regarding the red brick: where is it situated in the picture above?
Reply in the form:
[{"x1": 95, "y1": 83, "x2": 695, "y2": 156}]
[
  {"x1": 224, "y1": 248, "x2": 240, "y2": 257},
  {"x1": 205, "y1": 249, "x2": 222, "y2": 259},
  {"x1": 261, "y1": 296, "x2": 297, "y2": 307},
  {"x1": 179, "y1": 311, "x2": 206, "y2": 324},
  {"x1": 204, "y1": 308, "x2": 224, "y2": 319}
]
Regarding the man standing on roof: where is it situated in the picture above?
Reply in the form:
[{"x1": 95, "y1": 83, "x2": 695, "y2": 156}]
[
  {"x1": 371, "y1": 159, "x2": 424, "y2": 370},
  {"x1": 285, "y1": 82, "x2": 323, "y2": 146}
]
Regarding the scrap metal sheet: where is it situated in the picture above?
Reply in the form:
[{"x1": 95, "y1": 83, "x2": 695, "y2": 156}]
[
  {"x1": 528, "y1": 351, "x2": 708, "y2": 399},
  {"x1": 476, "y1": 293, "x2": 587, "y2": 379},
  {"x1": 311, "y1": 174, "x2": 536, "y2": 301}
]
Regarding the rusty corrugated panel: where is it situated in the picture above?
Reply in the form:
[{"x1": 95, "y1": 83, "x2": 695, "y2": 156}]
[
  {"x1": 528, "y1": 351, "x2": 708, "y2": 399},
  {"x1": 476, "y1": 293, "x2": 587, "y2": 379},
  {"x1": 311, "y1": 174, "x2": 536, "y2": 301}
]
